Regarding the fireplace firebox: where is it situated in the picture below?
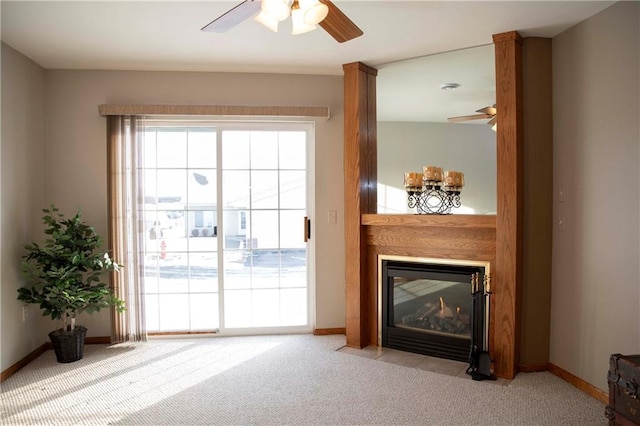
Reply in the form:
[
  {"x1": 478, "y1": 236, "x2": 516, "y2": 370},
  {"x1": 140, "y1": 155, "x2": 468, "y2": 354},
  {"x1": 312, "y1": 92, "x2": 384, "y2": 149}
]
[{"x1": 379, "y1": 257, "x2": 489, "y2": 363}]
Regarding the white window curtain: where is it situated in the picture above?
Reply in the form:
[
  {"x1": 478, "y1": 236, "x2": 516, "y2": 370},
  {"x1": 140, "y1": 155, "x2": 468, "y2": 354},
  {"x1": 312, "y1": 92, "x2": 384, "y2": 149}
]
[{"x1": 107, "y1": 115, "x2": 147, "y2": 342}]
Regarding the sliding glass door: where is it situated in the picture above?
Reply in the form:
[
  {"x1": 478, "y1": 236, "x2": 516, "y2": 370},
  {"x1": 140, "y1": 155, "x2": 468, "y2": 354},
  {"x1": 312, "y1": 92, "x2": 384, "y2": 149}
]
[
  {"x1": 142, "y1": 121, "x2": 313, "y2": 334},
  {"x1": 221, "y1": 129, "x2": 309, "y2": 331}
]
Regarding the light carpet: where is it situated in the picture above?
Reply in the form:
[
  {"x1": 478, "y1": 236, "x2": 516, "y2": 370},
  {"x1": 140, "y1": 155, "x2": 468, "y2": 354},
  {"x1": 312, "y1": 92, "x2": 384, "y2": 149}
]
[{"x1": 0, "y1": 334, "x2": 606, "y2": 425}]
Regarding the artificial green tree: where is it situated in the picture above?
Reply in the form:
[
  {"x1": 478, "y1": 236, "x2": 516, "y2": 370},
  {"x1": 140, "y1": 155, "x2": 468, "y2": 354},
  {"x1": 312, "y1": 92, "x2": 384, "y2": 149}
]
[{"x1": 18, "y1": 205, "x2": 124, "y2": 333}]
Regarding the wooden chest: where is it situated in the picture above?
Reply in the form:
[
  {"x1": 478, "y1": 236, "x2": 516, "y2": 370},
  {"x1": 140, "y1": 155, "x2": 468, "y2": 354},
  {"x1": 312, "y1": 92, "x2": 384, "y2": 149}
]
[{"x1": 606, "y1": 354, "x2": 640, "y2": 425}]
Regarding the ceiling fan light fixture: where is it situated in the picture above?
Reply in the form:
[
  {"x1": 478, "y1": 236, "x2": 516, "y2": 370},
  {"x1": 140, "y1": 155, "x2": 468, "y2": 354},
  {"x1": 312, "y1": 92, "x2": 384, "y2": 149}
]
[
  {"x1": 202, "y1": 0, "x2": 363, "y2": 43},
  {"x1": 291, "y1": 4, "x2": 317, "y2": 35},
  {"x1": 300, "y1": 0, "x2": 329, "y2": 25},
  {"x1": 255, "y1": 10, "x2": 280, "y2": 32},
  {"x1": 261, "y1": 0, "x2": 290, "y2": 21}
]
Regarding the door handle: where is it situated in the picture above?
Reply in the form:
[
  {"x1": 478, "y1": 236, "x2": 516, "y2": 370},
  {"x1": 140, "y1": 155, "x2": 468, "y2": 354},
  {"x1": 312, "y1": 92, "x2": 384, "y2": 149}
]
[{"x1": 303, "y1": 216, "x2": 311, "y2": 242}]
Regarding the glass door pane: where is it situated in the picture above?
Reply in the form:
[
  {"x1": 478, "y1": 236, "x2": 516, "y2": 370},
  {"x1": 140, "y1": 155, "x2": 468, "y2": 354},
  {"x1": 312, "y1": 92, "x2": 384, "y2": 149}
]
[
  {"x1": 221, "y1": 129, "x2": 308, "y2": 330},
  {"x1": 142, "y1": 127, "x2": 219, "y2": 332}
]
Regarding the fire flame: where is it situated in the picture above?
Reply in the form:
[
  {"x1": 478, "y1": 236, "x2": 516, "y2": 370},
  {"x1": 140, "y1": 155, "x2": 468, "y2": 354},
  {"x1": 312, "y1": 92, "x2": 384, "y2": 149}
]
[{"x1": 437, "y1": 297, "x2": 454, "y2": 319}]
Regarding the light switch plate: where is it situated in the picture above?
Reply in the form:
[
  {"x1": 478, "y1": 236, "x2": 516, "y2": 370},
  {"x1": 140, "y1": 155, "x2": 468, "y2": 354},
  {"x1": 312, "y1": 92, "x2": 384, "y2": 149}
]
[{"x1": 327, "y1": 210, "x2": 337, "y2": 224}]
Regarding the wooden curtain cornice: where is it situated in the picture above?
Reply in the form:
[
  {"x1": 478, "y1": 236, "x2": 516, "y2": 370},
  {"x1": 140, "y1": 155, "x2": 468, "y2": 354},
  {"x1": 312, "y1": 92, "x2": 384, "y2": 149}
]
[{"x1": 98, "y1": 104, "x2": 330, "y2": 119}]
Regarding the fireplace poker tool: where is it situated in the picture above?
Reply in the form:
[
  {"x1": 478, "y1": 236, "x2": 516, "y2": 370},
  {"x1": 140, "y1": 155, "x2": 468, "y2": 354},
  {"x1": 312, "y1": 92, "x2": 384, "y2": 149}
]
[
  {"x1": 466, "y1": 273, "x2": 480, "y2": 375},
  {"x1": 467, "y1": 272, "x2": 496, "y2": 381}
]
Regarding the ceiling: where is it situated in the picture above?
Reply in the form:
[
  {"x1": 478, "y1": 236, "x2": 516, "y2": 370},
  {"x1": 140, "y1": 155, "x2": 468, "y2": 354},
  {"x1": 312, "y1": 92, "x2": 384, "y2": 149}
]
[
  {"x1": 377, "y1": 44, "x2": 496, "y2": 124},
  {"x1": 1, "y1": 1, "x2": 614, "y2": 122}
]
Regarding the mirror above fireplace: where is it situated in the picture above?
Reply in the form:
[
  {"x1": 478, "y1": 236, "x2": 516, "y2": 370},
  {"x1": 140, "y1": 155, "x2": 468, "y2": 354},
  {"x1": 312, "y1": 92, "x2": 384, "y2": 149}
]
[{"x1": 376, "y1": 45, "x2": 497, "y2": 215}]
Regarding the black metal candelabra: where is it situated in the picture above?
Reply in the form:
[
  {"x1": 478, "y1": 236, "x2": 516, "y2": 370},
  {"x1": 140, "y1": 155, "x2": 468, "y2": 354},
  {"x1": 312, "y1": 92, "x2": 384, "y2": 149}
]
[{"x1": 406, "y1": 184, "x2": 462, "y2": 215}]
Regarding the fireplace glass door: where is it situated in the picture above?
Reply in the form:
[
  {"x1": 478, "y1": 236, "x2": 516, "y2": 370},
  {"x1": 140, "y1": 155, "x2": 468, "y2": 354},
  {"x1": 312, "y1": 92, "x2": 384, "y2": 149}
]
[{"x1": 382, "y1": 260, "x2": 485, "y2": 362}]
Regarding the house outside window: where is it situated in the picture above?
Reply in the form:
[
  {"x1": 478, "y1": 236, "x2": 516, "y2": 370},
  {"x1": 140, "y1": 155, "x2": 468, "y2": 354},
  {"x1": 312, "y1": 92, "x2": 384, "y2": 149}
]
[{"x1": 240, "y1": 211, "x2": 246, "y2": 230}]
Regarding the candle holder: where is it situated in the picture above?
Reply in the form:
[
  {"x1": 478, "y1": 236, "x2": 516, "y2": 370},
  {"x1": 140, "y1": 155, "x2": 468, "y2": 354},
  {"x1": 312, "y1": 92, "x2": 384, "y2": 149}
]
[{"x1": 405, "y1": 169, "x2": 464, "y2": 215}]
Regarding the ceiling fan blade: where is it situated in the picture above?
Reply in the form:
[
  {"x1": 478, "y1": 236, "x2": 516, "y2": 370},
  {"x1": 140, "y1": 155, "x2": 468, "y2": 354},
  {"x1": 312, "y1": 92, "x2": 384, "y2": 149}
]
[
  {"x1": 318, "y1": 0, "x2": 363, "y2": 43},
  {"x1": 201, "y1": 0, "x2": 261, "y2": 33},
  {"x1": 487, "y1": 117, "x2": 497, "y2": 126},
  {"x1": 448, "y1": 113, "x2": 492, "y2": 123},
  {"x1": 476, "y1": 106, "x2": 497, "y2": 116}
]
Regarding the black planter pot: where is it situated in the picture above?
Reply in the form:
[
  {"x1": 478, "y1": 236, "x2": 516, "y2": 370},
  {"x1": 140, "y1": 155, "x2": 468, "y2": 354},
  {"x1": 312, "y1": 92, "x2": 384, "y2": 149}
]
[{"x1": 48, "y1": 325, "x2": 87, "y2": 363}]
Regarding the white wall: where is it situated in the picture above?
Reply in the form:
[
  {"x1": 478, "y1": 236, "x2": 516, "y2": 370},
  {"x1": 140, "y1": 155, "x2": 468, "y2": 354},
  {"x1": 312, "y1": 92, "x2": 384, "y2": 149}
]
[
  {"x1": 551, "y1": 1, "x2": 639, "y2": 391},
  {"x1": 42, "y1": 69, "x2": 345, "y2": 336},
  {"x1": 1, "y1": 43, "x2": 48, "y2": 371},
  {"x1": 378, "y1": 121, "x2": 496, "y2": 215}
]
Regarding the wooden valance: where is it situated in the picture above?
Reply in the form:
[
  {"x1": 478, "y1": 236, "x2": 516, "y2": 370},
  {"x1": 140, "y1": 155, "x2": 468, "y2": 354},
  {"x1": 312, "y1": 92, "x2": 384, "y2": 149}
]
[{"x1": 98, "y1": 104, "x2": 330, "y2": 119}]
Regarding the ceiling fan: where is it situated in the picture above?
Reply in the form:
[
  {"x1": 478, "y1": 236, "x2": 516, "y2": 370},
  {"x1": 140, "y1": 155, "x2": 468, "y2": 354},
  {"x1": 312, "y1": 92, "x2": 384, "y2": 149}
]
[
  {"x1": 201, "y1": 0, "x2": 363, "y2": 43},
  {"x1": 448, "y1": 105, "x2": 497, "y2": 128}
]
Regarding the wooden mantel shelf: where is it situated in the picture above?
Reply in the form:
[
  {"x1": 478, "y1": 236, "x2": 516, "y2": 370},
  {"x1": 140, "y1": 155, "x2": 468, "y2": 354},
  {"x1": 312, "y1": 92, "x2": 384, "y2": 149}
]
[{"x1": 362, "y1": 214, "x2": 497, "y2": 229}]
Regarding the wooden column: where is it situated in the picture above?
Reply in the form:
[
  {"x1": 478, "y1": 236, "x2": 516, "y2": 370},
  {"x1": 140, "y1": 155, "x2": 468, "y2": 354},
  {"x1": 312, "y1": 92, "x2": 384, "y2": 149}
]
[
  {"x1": 343, "y1": 62, "x2": 378, "y2": 348},
  {"x1": 493, "y1": 31, "x2": 524, "y2": 379}
]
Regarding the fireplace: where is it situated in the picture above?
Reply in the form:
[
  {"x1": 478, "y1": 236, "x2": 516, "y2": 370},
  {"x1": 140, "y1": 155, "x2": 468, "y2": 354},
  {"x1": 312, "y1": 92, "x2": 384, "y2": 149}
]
[{"x1": 378, "y1": 256, "x2": 490, "y2": 363}]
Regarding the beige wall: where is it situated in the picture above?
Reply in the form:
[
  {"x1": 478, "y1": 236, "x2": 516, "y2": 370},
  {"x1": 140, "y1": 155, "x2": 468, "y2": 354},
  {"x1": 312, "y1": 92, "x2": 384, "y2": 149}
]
[
  {"x1": 1, "y1": 58, "x2": 346, "y2": 369},
  {"x1": 1, "y1": 44, "x2": 48, "y2": 371},
  {"x1": 42, "y1": 69, "x2": 345, "y2": 337},
  {"x1": 0, "y1": 49, "x2": 346, "y2": 370},
  {"x1": 378, "y1": 121, "x2": 496, "y2": 215},
  {"x1": 551, "y1": 1, "x2": 639, "y2": 391}
]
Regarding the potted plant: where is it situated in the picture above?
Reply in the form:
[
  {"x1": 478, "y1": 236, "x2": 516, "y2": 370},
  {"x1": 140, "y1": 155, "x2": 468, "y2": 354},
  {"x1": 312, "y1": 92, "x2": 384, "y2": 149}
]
[{"x1": 17, "y1": 205, "x2": 124, "y2": 363}]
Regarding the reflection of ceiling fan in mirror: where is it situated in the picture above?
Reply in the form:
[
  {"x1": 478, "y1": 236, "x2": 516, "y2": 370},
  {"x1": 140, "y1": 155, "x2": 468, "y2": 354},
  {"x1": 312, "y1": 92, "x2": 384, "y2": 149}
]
[
  {"x1": 201, "y1": 0, "x2": 363, "y2": 43},
  {"x1": 448, "y1": 105, "x2": 497, "y2": 130}
]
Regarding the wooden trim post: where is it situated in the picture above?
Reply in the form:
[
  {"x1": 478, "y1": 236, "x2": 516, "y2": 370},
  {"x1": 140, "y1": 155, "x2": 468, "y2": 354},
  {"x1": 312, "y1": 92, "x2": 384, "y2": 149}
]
[
  {"x1": 492, "y1": 31, "x2": 524, "y2": 379},
  {"x1": 343, "y1": 62, "x2": 378, "y2": 348}
]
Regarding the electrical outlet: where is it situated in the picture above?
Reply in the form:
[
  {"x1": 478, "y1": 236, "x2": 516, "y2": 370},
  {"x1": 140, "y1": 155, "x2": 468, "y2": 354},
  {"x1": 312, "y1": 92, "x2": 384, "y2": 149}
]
[
  {"x1": 558, "y1": 185, "x2": 566, "y2": 203},
  {"x1": 22, "y1": 306, "x2": 28, "y2": 323}
]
